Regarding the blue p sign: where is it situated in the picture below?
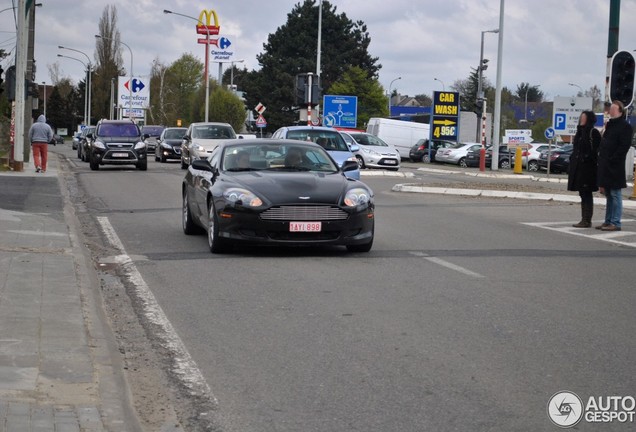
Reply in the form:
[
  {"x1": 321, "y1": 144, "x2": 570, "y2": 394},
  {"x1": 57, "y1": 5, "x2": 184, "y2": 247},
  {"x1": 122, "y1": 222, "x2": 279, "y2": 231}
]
[{"x1": 554, "y1": 113, "x2": 567, "y2": 130}]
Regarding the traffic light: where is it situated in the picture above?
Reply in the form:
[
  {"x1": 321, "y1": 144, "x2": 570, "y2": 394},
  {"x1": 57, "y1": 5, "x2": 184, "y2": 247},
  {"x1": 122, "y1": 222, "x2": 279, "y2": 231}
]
[
  {"x1": 26, "y1": 80, "x2": 39, "y2": 98},
  {"x1": 5, "y1": 65, "x2": 15, "y2": 101},
  {"x1": 295, "y1": 73, "x2": 307, "y2": 105},
  {"x1": 310, "y1": 75, "x2": 321, "y2": 105},
  {"x1": 609, "y1": 50, "x2": 635, "y2": 107}
]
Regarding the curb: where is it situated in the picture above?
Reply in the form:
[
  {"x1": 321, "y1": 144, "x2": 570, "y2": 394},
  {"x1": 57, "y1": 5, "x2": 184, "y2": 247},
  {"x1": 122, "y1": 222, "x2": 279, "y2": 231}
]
[
  {"x1": 361, "y1": 170, "x2": 415, "y2": 178},
  {"x1": 392, "y1": 183, "x2": 636, "y2": 208}
]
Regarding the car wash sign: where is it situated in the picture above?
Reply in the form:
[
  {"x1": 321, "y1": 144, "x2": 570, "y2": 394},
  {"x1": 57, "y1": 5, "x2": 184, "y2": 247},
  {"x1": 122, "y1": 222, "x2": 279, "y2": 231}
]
[
  {"x1": 431, "y1": 91, "x2": 460, "y2": 141},
  {"x1": 118, "y1": 76, "x2": 150, "y2": 109}
]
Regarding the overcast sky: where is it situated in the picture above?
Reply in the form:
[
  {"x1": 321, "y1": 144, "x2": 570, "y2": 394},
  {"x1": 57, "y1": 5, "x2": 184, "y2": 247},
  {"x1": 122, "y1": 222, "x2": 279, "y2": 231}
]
[{"x1": 2, "y1": 0, "x2": 635, "y2": 102}]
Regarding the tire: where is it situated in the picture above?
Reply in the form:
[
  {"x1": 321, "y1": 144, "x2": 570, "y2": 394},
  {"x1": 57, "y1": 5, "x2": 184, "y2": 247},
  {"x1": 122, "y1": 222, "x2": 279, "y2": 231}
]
[
  {"x1": 458, "y1": 157, "x2": 467, "y2": 168},
  {"x1": 499, "y1": 159, "x2": 510, "y2": 169},
  {"x1": 160, "y1": 153, "x2": 166, "y2": 163},
  {"x1": 137, "y1": 159, "x2": 147, "y2": 171},
  {"x1": 356, "y1": 155, "x2": 365, "y2": 169},
  {"x1": 154, "y1": 152, "x2": 160, "y2": 162},
  {"x1": 77, "y1": 146, "x2": 81, "y2": 159},
  {"x1": 528, "y1": 160, "x2": 539, "y2": 172},
  {"x1": 422, "y1": 154, "x2": 431, "y2": 163},
  {"x1": 181, "y1": 156, "x2": 188, "y2": 170},
  {"x1": 207, "y1": 201, "x2": 230, "y2": 253},
  {"x1": 182, "y1": 192, "x2": 199, "y2": 235},
  {"x1": 89, "y1": 154, "x2": 99, "y2": 171}
]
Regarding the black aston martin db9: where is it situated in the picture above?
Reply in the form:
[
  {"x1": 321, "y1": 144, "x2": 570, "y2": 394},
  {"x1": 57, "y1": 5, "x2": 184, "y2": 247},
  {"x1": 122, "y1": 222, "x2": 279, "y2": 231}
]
[{"x1": 182, "y1": 139, "x2": 375, "y2": 253}]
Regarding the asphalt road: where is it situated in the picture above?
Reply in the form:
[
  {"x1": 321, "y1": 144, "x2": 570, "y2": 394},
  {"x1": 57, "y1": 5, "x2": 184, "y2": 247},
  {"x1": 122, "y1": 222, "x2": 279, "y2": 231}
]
[{"x1": 56, "y1": 145, "x2": 636, "y2": 431}]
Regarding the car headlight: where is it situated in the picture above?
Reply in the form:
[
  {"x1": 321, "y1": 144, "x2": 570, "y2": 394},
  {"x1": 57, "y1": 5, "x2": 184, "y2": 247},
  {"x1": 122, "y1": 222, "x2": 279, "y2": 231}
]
[
  {"x1": 223, "y1": 188, "x2": 263, "y2": 207},
  {"x1": 134, "y1": 141, "x2": 146, "y2": 150},
  {"x1": 196, "y1": 145, "x2": 206, "y2": 152},
  {"x1": 344, "y1": 188, "x2": 371, "y2": 207},
  {"x1": 93, "y1": 141, "x2": 106, "y2": 149},
  {"x1": 361, "y1": 147, "x2": 380, "y2": 156}
]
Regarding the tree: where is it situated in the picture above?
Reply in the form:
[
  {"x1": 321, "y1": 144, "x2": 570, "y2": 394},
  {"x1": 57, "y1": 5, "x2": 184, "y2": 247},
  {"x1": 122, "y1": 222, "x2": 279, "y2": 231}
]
[
  {"x1": 584, "y1": 85, "x2": 603, "y2": 112},
  {"x1": 414, "y1": 94, "x2": 433, "y2": 107},
  {"x1": 206, "y1": 86, "x2": 247, "y2": 131},
  {"x1": 327, "y1": 66, "x2": 387, "y2": 127},
  {"x1": 92, "y1": 5, "x2": 124, "y2": 123},
  {"x1": 46, "y1": 87, "x2": 66, "y2": 131},
  {"x1": 245, "y1": 0, "x2": 381, "y2": 130},
  {"x1": 451, "y1": 67, "x2": 492, "y2": 113},
  {"x1": 514, "y1": 83, "x2": 544, "y2": 103},
  {"x1": 167, "y1": 54, "x2": 203, "y2": 124}
]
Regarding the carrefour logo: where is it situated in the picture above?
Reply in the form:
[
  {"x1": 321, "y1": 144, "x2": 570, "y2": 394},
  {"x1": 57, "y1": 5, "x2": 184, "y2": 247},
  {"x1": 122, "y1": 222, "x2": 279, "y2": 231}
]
[
  {"x1": 219, "y1": 37, "x2": 231, "y2": 49},
  {"x1": 124, "y1": 78, "x2": 146, "y2": 93}
]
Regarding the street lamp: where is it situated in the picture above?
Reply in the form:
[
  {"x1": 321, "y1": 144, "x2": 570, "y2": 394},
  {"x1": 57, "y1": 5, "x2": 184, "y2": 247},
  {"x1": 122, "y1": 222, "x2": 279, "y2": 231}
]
[
  {"x1": 568, "y1": 82, "x2": 583, "y2": 96},
  {"x1": 59, "y1": 46, "x2": 92, "y2": 125},
  {"x1": 388, "y1": 76, "x2": 401, "y2": 117},
  {"x1": 477, "y1": 28, "x2": 499, "y2": 171},
  {"x1": 42, "y1": 81, "x2": 46, "y2": 118},
  {"x1": 163, "y1": 9, "x2": 213, "y2": 122},
  {"x1": 57, "y1": 54, "x2": 88, "y2": 125},
  {"x1": 433, "y1": 77, "x2": 445, "y2": 91},
  {"x1": 95, "y1": 35, "x2": 133, "y2": 120}
]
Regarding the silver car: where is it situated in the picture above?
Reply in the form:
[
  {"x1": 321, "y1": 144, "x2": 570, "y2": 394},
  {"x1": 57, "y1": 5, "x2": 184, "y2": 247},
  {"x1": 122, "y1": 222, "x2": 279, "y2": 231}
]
[
  {"x1": 435, "y1": 142, "x2": 482, "y2": 167},
  {"x1": 341, "y1": 131, "x2": 401, "y2": 170},
  {"x1": 181, "y1": 122, "x2": 237, "y2": 169}
]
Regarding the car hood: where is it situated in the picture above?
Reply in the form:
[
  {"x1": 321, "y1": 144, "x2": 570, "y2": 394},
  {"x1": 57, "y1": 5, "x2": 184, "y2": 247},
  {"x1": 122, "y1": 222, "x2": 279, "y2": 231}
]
[
  {"x1": 325, "y1": 150, "x2": 355, "y2": 167},
  {"x1": 97, "y1": 136, "x2": 141, "y2": 144},
  {"x1": 358, "y1": 144, "x2": 399, "y2": 156},
  {"x1": 227, "y1": 171, "x2": 352, "y2": 205},
  {"x1": 192, "y1": 138, "x2": 235, "y2": 150},
  {"x1": 162, "y1": 139, "x2": 182, "y2": 146}
]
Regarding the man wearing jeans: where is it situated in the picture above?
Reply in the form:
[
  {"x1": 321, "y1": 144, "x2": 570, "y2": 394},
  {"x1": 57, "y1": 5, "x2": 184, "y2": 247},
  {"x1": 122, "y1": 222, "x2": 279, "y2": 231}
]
[
  {"x1": 596, "y1": 101, "x2": 633, "y2": 231},
  {"x1": 28, "y1": 114, "x2": 54, "y2": 173}
]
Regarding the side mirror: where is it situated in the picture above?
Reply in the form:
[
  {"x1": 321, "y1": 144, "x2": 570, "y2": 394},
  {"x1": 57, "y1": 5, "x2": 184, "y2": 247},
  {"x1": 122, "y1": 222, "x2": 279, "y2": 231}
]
[
  {"x1": 349, "y1": 144, "x2": 360, "y2": 153},
  {"x1": 191, "y1": 159, "x2": 213, "y2": 172},
  {"x1": 86, "y1": 133, "x2": 94, "y2": 139},
  {"x1": 341, "y1": 160, "x2": 359, "y2": 172},
  {"x1": 183, "y1": 135, "x2": 190, "y2": 141},
  {"x1": 143, "y1": 133, "x2": 150, "y2": 140}
]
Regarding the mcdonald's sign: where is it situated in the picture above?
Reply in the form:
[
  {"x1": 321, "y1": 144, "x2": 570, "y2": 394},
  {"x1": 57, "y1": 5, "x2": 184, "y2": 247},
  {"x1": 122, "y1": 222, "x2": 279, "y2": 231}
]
[{"x1": 196, "y1": 9, "x2": 220, "y2": 36}]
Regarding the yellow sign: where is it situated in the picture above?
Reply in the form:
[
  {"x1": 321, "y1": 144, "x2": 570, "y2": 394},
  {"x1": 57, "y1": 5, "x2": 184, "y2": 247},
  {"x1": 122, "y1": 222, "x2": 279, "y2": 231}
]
[
  {"x1": 196, "y1": 9, "x2": 220, "y2": 35},
  {"x1": 433, "y1": 119, "x2": 456, "y2": 126},
  {"x1": 176, "y1": 119, "x2": 182, "y2": 127}
]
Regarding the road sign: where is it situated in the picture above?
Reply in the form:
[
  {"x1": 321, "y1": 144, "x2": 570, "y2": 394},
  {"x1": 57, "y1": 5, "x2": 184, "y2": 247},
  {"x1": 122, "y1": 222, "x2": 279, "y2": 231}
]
[
  {"x1": 504, "y1": 129, "x2": 533, "y2": 144},
  {"x1": 322, "y1": 95, "x2": 357, "y2": 128},
  {"x1": 544, "y1": 127, "x2": 555, "y2": 140},
  {"x1": 431, "y1": 91, "x2": 460, "y2": 141},
  {"x1": 552, "y1": 96, "x2": 593, "y2": 136},
  {"x1": 255, "y1": 102, "x2": 266, "y2": 114},
  {"x1": 255, "y1": 114, "x2": 267, "y2": 128},
  {"x1": 118, "y1": 76, "x2": 150, "y2": 109}
]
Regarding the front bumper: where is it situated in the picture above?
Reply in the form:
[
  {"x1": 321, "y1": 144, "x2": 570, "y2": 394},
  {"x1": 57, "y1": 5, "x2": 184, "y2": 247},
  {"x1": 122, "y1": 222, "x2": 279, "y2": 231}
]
[
  {"x1": 158, "y1": 146, "x2": 182, "y2": 159},
  {"x1": 92, "y1": 147, "x2": 146, "y2": 165},
  {"x1": 215, "y1": 203, "x2": 374, "y2": 247},
  {"x1": 362, "y1": 156, "x2": 400, "y2": 169}
]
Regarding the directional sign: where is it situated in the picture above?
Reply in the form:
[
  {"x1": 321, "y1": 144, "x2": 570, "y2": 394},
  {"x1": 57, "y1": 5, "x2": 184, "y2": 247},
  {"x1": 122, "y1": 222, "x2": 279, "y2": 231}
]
[
  {"x1": 504, "y1": 129, "x2": 533, "y2": 144},
  {"x1": 322, "y1": 95, "x2": 358, "y2": 128},
  {"x1": 544, "y1": 127, "x2": 555, "y2": 140},
  {"x1": 552, "y1": 96, "x2": 593, "y2": 136},
  {"x1": 431, "y1": 91, "x2": 460, "y2": 141}
]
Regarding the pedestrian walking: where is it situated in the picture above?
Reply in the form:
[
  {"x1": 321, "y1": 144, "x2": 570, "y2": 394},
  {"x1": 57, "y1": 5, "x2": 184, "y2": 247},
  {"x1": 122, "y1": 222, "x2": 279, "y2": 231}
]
[
  {"x1": 28, "y1": 114, "x2": 54, "y2": 173},
  {"x1": 596, "y1": 100, "x2": 634, "y2": 231},
  {"x1": 568, "y1": 111, "x2": 602, "y2": 228}
]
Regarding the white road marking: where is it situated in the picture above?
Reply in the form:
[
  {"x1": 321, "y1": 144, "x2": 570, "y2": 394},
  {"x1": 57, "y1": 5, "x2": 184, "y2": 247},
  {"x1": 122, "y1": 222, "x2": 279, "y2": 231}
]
[
  {"x1": 408, "y1": 251, "x2": 485, "y2": 278},
  {"x1": 96, "y1": 216, "x2": 216, "y2": 403},
  {"x1": 522, "y1": 219, "x2": 636, "y2": 248}
]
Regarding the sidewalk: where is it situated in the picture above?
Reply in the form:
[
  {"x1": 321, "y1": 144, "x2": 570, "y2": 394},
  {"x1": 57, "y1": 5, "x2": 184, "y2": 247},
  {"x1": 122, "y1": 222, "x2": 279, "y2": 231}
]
[{"x1": 0, "y1": 155, "x2": 141, "y2": 431}]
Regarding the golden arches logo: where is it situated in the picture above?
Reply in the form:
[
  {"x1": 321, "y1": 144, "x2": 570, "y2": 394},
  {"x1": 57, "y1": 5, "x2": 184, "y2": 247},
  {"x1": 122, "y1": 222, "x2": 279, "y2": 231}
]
[{"x1": 197, "y1": 9, "x2": 220, "y2": 32}]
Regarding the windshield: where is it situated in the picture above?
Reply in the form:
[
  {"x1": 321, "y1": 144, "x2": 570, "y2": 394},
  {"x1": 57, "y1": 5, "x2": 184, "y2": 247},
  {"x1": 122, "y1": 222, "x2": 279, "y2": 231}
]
[
  {"x1": 221, "y1": 143, "x2": 339, "y2": 173},
  {"x1": 351, "y1": 133, "x2": 389, "y2": 147},
  {"x1": 97, "y1": 123, "x2": 140, "y2": 137},
  {"x1": 163, "y1": 128, "x2": 187, "y2": 140},
  {"x1": 142, "y1": 126, "x2": 164, "y2": 137},
  {"x1": 192, "y1": 125, "x2": 236, "y2": 139},
  {"x1": 286, "y1": 130, "x2": 349, "y2": 152}
]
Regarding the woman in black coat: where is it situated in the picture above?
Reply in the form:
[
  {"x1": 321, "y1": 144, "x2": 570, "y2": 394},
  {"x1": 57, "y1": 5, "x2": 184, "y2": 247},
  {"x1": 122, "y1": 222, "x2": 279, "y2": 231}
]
[{"x1": 567, "y1": 110, "x2": 601, "y2": 228}]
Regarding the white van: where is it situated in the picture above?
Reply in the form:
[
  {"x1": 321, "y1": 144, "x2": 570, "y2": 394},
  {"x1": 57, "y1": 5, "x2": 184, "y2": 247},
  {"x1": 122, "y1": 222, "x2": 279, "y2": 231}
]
[{"x1": 366, "y1": 118, "x2": 430, "y2": 159}]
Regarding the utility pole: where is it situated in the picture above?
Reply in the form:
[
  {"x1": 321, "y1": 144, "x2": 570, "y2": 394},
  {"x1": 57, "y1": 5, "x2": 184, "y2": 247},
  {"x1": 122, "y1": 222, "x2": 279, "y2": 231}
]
[
  {"x1": 23, "y1": 1, "x2": 36, "y2": 163},
  {"x1": 13, "y1": 0, "x2": 28, "y2": 171},
  {"x1": 606, "y1": 0, "x2": 620, "y2": 103}
]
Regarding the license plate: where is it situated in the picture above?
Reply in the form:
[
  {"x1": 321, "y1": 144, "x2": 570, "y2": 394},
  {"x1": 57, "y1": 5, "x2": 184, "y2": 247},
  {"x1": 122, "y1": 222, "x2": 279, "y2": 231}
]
[
  {"x1": 289, "y1": 221, "x2": 322, "y2": 232},
  {"x1": 112, "y1": 152, "x2": 128, "y2": 158},
  {"x1": 384, "y1": 160, "x2": 397, "y2": 165}
]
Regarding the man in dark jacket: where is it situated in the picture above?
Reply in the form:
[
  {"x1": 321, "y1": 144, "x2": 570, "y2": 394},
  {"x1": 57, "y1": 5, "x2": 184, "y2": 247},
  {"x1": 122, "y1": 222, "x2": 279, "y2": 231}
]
[{"x1": 596, "y1": 100, "x2": 633, "y2": 231}]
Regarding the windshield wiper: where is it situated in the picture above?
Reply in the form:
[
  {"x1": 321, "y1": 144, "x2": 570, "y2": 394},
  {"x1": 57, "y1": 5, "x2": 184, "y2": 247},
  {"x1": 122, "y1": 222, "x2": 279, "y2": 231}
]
[
  {"x1": 225, "y1": 167, "x2": 261, "y2": 172},
  {"x1": 265, "y1": 166, "x2": 312, "y2": 171}
]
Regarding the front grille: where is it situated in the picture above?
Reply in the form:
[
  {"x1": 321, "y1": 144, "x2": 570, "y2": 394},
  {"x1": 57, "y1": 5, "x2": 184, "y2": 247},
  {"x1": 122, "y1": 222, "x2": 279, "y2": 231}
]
[
  {"x1": 106, "y1": 143, "x2": 134, "y2": 149},
  {"x1": 260, "y1": 205, "x2": 348, "y2": 221}
]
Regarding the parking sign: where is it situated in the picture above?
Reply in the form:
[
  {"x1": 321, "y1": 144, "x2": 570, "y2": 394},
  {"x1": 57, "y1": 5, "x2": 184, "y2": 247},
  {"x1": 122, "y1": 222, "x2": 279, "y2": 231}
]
[{"x1": 552, "y1": 97, "x2": 593, "y2": 135}]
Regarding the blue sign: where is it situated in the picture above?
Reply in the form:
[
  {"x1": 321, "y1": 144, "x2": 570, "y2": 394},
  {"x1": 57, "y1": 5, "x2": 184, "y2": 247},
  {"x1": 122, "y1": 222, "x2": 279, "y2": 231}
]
[
  {"x1": 554, "y1": 113, "x2": 567, "y2": 130},
  {"x1": 544, "y1": 127, "x2": 555, "y2": 140},
  {"x1": 322, "y1": 95, "x2": 358, "y2": 129}
]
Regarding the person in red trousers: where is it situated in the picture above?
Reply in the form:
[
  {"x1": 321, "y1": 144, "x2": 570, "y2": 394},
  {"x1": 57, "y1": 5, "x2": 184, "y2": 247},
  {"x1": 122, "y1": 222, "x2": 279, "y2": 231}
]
[{"x1": 28, "y1": 114, "x2": 54, "y2": 173}]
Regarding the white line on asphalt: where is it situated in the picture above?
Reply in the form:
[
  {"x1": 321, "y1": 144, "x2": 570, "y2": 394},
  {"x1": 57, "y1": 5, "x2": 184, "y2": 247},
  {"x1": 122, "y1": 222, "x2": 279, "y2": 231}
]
[
  {"x1": 408, "y1": 251, "x2": 484, "y2": 278},
  {"x1": 96, "y1": 216, "x2": 217, "y2": 403},
  {"x1": 522, "y1": 220, "x2": 636, "y2": 248}
]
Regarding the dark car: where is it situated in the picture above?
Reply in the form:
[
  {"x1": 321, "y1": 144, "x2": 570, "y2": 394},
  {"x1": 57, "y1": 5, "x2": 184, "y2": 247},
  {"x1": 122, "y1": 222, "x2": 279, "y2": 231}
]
[
  {"x1": 465, "y1": 145, "x2": 512, "y2": 169},
  {"x1": 77, "y1": 126, "x2": 95, "y2": 162},
  {"x1": 141, "y1": 125, "x2": 165, "y2": 152},
  {"x1": 53, "y1": 134, "x2": 65, "y2": 145},
  {"x1": 181, "y1": 139, "x2": 375, "y2": 253},
  {"x1": 538, "y1": 144, "x2": 573, "y2": 173},
  {"x1": 155, "y1": 127, "x2": 187, "y2": 162},
  {"x1": 87, "y1": 119, "x2": 149, "y2": 171},
  {"x1": 409, "y1": 139, "x2": 455, "y2": 163},
  {"x1": 72, "y1": 132, "x2": 82, "y2": 150}
]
